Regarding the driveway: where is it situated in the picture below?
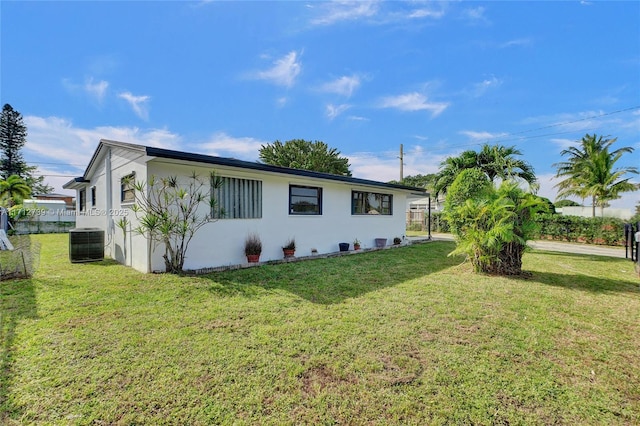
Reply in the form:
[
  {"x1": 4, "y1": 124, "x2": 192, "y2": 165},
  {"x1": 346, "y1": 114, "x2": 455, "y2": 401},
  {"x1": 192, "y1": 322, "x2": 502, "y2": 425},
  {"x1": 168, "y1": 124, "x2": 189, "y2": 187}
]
[{"x1": 415, "y1": 233, "x2": 628, "y2": 259}]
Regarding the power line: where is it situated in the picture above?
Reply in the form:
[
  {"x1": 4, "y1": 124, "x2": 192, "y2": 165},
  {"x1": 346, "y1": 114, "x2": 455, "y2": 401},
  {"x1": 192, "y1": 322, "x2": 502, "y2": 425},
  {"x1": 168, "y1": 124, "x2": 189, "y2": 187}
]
[{"x1": 424, "y1": 105, "x2": 640, "y2": 153}]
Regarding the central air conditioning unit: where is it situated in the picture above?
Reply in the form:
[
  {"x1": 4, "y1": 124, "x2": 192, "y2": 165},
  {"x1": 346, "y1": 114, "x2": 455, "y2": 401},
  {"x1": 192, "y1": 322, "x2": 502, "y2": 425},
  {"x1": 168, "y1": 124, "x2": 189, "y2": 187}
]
[{"x1": 69, "y1": 228, "x2": 105, "y2": 263}]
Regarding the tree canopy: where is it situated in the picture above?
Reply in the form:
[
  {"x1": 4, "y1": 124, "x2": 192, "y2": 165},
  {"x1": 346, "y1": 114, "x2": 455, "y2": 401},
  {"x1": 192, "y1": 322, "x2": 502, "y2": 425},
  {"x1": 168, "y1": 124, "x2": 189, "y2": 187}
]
[
  {"x1": 434, "y1": 144, "x2": 536, "y2": 197},
  {"x1": 388, "y1": 174, "x2": 437, "y2": 191},
  {"x1": 444, "y1": 168, "x2": 545, "y2": 275},
  {"x1": 0, "y1": 103, "x2": 53, "y2": 194},
  {"x1": 554, "y1": 134, "x2": 638, "y2": 217},
  {"x1": 259, "y1": 139, "x2": 352, "y2": 176},
  {"x1": 0, "y1": 104, "x2": 29, "y2": 180},
  {"x1": 0, "y1": 174, "x2": 31, "y2": 207}
]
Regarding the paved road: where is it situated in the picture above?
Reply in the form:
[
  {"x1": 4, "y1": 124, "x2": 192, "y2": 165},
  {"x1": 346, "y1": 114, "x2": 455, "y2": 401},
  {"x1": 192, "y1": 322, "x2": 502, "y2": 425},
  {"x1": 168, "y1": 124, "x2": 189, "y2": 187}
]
[{"x1": 415, "y1": 233, "x2": 628, "y2": 259}]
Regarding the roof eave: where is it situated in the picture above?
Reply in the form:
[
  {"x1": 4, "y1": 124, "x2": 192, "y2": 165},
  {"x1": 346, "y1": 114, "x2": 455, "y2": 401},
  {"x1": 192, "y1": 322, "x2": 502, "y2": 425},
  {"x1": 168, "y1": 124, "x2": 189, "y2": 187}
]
[
  {"x1": 62, "y1": 177, "x2": 90, "y2": 190},
  {"x1": 145, "y1": 146, "x2": 428, "y2": 194}
]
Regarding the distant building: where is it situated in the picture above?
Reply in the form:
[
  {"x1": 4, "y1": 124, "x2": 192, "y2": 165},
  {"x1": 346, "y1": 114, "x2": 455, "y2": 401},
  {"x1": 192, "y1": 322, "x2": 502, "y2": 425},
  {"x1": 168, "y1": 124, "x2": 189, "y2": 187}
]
[
  {"x1": 557, "y1": 206, "x2": 632, "y2": 221},
  {"x1": 33, "y1": 193, "x2": 75, "y2": 210}
]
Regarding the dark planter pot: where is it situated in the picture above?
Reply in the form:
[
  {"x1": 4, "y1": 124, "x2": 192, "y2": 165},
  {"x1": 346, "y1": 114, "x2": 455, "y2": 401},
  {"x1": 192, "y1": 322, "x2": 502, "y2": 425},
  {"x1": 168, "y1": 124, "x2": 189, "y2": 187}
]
[
  {"x1": 246, "y1": 254, "x2": 260, "y2": 263},
  {"x1": 375, "y1": 238, "x2": 387, "y2": 248},
  {"x1": 283, "y1": 249, "x2": 295, "y2": 258},
  {"x1": 338, "y1": 242, "x2": 350, "y2": 252}
]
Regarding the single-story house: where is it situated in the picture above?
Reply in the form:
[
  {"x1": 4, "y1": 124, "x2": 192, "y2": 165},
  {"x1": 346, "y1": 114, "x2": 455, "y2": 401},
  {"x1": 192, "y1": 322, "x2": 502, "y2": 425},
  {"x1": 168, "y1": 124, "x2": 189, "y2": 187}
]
[
  {"x1": 64, "y1": 139, "x2": 428, "y2": 273},
  {"x1": 33, "y1": 193, "x2": 75, "y2": 210}
]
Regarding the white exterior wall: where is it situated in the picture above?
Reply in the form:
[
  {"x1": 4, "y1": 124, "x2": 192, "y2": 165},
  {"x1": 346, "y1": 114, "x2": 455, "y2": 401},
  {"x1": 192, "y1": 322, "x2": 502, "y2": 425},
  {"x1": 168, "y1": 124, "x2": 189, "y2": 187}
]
[
  {"x1": 558, "y1": 206, "x2": 632, "y2": 220},
  {"x1": 142, "y1": 160, "x2": 410, "y2": 272},
  {"x1": 74, "y1": 146, "x2": 149, "y2": 272},
  {"x1": 22, "y1": 200, "x2": 74, "y2": 222}
]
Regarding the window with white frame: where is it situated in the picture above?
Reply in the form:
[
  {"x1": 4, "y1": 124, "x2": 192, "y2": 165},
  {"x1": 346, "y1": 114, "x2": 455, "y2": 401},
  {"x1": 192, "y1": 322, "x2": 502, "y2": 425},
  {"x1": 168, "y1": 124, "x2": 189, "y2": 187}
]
[
  {"x1": 212, "y1": 176, "x2": 262, "y2": 219},
  {"x1": 289, "y1": 185, "x2": 322, "y2": 215},
  {"x1": 351, "y1": 190, "x2": 392, "y2": 215}
]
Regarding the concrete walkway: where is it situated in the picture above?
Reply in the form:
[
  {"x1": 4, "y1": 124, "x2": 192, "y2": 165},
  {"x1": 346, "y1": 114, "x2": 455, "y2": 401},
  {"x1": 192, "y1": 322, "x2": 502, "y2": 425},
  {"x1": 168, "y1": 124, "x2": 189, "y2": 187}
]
[{"x1": 414, "y1": 233, "x2": 628, "y2": 259}]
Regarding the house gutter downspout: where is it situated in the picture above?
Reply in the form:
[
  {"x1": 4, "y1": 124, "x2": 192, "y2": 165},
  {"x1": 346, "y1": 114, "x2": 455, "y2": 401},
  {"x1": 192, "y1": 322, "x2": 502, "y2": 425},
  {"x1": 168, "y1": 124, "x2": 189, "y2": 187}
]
[{"x1": 105, "y1": 147, "x2": 114, "y2": 248}]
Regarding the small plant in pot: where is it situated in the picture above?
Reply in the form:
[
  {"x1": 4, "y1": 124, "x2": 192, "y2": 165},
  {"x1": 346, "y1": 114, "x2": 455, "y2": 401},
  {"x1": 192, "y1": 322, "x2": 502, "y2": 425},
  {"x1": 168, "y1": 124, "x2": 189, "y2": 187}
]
[
  {"x1": 282, "y1": 238, "x2": 296, "y2": 258},
  {"x1": 353, "y1": 238, "x2": 361, "y2": 250},
  {"x1": 393, "y1": 236, "x2": 402, "y2": 245},
  {"x1": 244, "y1": 233, "x2": 262, "y2": 263}
]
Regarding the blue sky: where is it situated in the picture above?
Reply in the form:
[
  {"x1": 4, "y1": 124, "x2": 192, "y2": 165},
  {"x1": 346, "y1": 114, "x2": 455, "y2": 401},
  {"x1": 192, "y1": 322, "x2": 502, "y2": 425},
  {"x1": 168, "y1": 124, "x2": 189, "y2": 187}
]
[{"x1": 2, "y1": 1, "x2": 639, "y2": 209}]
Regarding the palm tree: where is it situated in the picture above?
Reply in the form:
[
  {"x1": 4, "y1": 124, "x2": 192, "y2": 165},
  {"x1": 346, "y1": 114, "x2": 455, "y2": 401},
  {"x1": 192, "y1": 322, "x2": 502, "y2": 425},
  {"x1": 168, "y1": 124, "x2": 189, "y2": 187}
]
[
  {"x1": 554, "y1": 134, "x2": 638, "y2": 217},
  {"x1": 0, "y1": 174, "x2": 31, "y2": 207},
  {"x1": 434, "y1": 144, "x2": 537, "y2": 197}
]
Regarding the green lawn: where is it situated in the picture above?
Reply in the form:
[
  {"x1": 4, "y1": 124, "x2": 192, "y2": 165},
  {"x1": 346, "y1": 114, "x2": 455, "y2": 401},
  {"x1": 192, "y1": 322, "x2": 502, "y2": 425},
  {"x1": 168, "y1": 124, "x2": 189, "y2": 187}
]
[{"x1": 1, "y1": 234, "x2": 639, "y2": 425}]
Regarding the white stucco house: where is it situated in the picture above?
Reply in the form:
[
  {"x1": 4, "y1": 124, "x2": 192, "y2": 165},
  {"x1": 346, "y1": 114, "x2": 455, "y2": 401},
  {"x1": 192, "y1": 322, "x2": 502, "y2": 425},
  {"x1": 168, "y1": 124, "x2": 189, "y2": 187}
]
[{"x1": 64, "y1": 139, "x2": 428, "y2": 273}]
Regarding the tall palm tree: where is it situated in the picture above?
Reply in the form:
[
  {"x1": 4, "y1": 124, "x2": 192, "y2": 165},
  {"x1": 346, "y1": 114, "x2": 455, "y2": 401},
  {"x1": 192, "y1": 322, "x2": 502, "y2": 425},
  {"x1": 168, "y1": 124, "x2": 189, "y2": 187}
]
[
  {"x1": 554, "y1": 134, "x2": 638, "y2": 217},
  {"x1": 0, "y1": 174, "x2": 31, "y2": 207},
  {"x1": 434, "y1": 144, "x2": 537, "y2": 197}
]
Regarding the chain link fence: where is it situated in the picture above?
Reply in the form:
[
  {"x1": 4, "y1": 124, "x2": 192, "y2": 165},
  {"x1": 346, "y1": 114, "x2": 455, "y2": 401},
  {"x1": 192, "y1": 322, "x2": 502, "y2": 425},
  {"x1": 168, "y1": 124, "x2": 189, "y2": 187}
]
[{"x1": 0, "y1": 235, "x2": 41, "y2": 280}]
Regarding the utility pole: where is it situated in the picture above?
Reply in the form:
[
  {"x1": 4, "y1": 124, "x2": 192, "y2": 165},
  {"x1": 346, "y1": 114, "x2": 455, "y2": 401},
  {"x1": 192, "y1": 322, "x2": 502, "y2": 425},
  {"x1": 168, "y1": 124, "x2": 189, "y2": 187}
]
[{"x1": 399, "y1": 144, "x2": 404, "y2": 181}]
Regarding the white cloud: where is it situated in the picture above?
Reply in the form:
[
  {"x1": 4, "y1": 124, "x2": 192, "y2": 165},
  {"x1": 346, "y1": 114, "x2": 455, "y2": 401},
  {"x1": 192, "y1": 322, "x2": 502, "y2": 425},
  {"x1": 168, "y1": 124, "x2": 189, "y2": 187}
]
[
  {"x1": 84, "y1": 78, "x2": 109, "y2": 103},
  {"x1": 310, "y1": 1, "x2": 379, "y2": 26},
  {"x1": 500, "y1": 38, "x2": 533, "y2": 48},
  {"x1": 326, "y1": 103, "x2": 351, "y2": 120},
  {"x1": 549, "y1": 138, "x2": 576, "y2": 151},
  {"x1": 62, "y1": 77, "x2": 109, "y2": 103},
  {"x1": 249, "y1": 51, "x2": 302, "y2": 88},
  {"x1": 118, "y1": 91, "x2": 151, "y2": 120},
  {"x1": 379, "y1": 92, "x2": 449, "y2": 117},
  {"x1": 348, "y1": 145, "x2": 444, "y2": 182},
  {"x1": 319, "y1": 75, "x2": 362, "y2": 97},
  {"x1": 408, "y1": 8, "x2": 445, "y2": 19},
  {"x1": 472, "y1": 76, "x2": 502, "y2": 97},
  {"x1": 196, "y1": 132, "x2": 266, "y2": 160},
  {"x1": 461, "y1": 6, "x2": 490, "y2": 24},
  {"x1": 459, "y1": 130, "x2": 507, "y2": 141},
  {"x1": 23, "y1": 115, "x2": 181, "y2": 189}
]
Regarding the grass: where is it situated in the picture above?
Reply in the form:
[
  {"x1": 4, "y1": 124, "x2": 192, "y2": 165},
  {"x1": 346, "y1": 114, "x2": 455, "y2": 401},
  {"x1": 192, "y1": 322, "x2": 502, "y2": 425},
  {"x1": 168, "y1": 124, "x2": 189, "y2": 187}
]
[{"x1": 1, "y1": 234, "x2": 639, "y2": 425}]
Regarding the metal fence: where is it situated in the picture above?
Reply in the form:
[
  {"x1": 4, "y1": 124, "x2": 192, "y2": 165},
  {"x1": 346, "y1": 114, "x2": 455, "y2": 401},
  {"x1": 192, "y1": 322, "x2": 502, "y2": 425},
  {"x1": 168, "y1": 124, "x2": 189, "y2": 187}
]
[{"x1": 0, "y1": 235, "x2": 41, "y2": 280}]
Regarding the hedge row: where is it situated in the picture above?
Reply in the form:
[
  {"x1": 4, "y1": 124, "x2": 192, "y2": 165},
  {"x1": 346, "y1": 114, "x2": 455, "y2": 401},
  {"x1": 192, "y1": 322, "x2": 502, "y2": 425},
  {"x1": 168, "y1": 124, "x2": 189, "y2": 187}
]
[
  {"x1": 533, "y1": 214, "x2": 630, "y2": 246},
  {"x1": 414, "y1": 212, "x2": 632, "y2": 246}
]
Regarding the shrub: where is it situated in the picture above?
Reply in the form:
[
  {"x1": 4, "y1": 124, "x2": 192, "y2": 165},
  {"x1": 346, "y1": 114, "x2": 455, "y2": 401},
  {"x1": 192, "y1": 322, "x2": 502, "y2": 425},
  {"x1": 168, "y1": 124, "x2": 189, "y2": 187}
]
[
  {"x1": 444, "y1": 171, "x2": 544, "y2": 275},
  {"x1": 533, "y1": 214, "x2": 626, "y2": 246}
]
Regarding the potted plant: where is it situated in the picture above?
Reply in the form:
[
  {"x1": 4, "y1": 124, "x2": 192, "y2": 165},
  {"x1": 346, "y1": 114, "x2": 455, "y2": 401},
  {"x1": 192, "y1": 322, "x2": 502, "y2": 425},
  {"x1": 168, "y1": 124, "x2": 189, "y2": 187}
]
[
  {"x1": 393, "y1": 236, "x2": 402, "y2": 245},
  {"x1": 244, "y1": 233, "x2": 262, "y2": 263},
  {"x1": 282, "y1": 238, "x2": 296, "y2": 258},
  {"x1": 353, "y1": 238, "x2": 361, "y2": 250}
]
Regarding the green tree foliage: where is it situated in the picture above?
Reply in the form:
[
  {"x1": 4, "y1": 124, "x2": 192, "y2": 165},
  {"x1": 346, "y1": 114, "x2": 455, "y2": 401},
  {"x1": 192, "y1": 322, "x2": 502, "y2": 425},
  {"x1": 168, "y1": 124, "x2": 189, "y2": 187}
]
[
  {"x1": 535, "y1": 196, "x2": 555, "y2": 214},
  {"x1": 554, "y1": 134, "x2": 638, "y2": 217},
  {"x1": 259, "y1": 139, "x2": 352, "y2": 176},
  {"x1": 130, "y1": 172, "x2": 222, "y2": 273},
  {"x1": 554, "y1": 199, "x2": 581, "y2": 208},
  {"x1": 0, "y1": 104, "x2": 29, "y2": 180},
  {"x1": 0, "y1": 104, "x2": 53, "y2": 195},
  {"x1": 389, "y1": 174, "x2": 438, "y2": 191},
  {"x1": 444, "y1": 169, "x2": 545, "y2": 275},
  {"x1": 434, "y1": 144, "x2": 536, "y2": 197},
  {"x1": 0, "y1": 174, "x2": 31, "y2": 207},
  {"x1": 631, "y1": 202, "x2": 640, "y2": 225}
]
